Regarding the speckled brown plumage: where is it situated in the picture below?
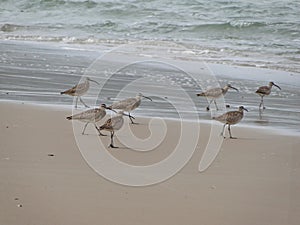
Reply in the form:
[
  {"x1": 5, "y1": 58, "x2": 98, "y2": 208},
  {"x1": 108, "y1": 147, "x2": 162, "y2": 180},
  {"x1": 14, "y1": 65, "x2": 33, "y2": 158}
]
[{"x1": 213, "y1": 106, "x2": 248, "y2": 139}]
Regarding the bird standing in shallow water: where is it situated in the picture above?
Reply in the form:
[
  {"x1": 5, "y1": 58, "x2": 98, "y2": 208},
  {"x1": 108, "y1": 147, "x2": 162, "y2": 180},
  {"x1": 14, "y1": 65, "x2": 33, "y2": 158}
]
[
  {"x1": 61, "y1": 77, "x2": 100, "y2": 108},
  {"x1": 99, "y1": 111, "x2": 126, "y2": 148},
  {"x1": 213, "y1": 106, "x2": 248, "y2": 139},
  {"x1": 66, "y1": 104, "x2": 113, "y2": 136},
  {"x1": 108, "y1": 93, "x2": 152, "y2": 124},
  {"x1": 255, "y1": 81, "x2": 281, "y2": 109},
  {"x1": 197, "y1": 84, "x2": 239, "y2": 111}
]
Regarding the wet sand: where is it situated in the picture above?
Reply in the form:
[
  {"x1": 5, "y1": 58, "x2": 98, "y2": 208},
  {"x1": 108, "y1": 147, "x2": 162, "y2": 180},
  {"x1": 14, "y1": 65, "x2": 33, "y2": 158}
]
[
  {"x1": 1, "y1": 40, "x2": 300, "y2": 132},
  {"x1": 0, "y1": 102, "x2": 299, "y2": 225}
]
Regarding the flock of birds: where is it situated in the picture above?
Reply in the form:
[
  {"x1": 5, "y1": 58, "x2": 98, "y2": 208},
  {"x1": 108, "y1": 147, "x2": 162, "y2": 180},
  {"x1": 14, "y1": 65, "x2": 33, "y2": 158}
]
[
  {"x1": 61, "y1": 79, "x2": 152, "y2": 148},
  {"x1": 60, "y1": 78, "x2": 281, "y2": 147},
  {"x1": 196, "y1": 81, "x2": 281, "y2": 138}
]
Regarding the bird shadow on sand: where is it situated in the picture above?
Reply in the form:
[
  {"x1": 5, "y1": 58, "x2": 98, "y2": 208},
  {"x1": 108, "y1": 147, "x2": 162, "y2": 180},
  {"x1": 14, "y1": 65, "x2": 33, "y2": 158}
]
[
  {"x1": 226, "y1": 136, "x2": 266, "y2": 141},
  {"x1": 217, "y1": 134, "x2": 259, "y2": 141},
  {"x1": 108, "y1": 146, "x2": 130, "y2": 150}
]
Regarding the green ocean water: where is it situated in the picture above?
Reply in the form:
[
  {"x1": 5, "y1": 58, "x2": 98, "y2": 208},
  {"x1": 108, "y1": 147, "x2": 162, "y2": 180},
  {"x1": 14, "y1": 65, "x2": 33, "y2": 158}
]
[{"x1": 1, "y1": 0, "x2": 300, "y2": 72}]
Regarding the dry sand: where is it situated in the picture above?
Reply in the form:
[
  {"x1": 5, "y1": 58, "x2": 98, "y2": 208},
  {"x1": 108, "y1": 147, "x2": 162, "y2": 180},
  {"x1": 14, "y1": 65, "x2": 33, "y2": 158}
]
[{"x1": 0, "y1": 102, "x2": 299, "y2": 225}]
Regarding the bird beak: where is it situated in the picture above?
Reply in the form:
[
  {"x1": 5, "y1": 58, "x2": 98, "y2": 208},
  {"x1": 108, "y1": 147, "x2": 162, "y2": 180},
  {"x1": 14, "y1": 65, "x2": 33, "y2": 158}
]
[
  {"x1": 143, "y1": 95, "x2": 153, "y2": 101},
  {"x1": 123, "y1": 112, "x2": 135, "y2": 119},
  {"x1": 143, "y1": 95, "x2": 152, "y2": 102},
  {"x1": 105, "y1": 106, "x2": 117, "y2": 113},
  {"x1": 89, "y1": 79, "x2": 100, "y2": 85},
  {"x1": 230, "y1": 86, "x2": 239, "y2": 92},
  {"x1": 274, "y1": 84, "x2": 281, "y2": 90},
  {"x1": 244, "y1": 108, "x2": 249, "y2": 112}
]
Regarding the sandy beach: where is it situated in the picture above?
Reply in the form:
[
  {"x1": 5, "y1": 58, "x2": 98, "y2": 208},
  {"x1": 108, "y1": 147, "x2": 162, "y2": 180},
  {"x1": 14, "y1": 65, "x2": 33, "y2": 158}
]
[
  {"x1": 1, "y1": 101, "x2": 299, "y2": 225},
  {"x1": 1, "y1": 0, "x2": 300, "y2": 224}
]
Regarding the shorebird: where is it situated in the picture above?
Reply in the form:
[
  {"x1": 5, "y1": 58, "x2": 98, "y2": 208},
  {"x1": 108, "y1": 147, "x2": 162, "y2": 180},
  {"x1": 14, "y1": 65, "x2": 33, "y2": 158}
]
[
  {"x1": 99, "y1": 111, "x2": 126, "y2": 148},
  {"x1": 196, "y1": 84, "x2": 239, "y2": 111},
  {"x1": 213, "y1": 106, "x2": 248, "y2": 139},
  {"x1": 61, "y1": 77, "x2": 100, "y2": 108},
  {"x1": 108, "y1": 93, "x2": 152, "y2": 124},
  {"x1": 255, "y1": 81, "x2": 281, "y2": 109},
  {"x1": 66, "y1": 104, "x2": 113, "y2": 136}
]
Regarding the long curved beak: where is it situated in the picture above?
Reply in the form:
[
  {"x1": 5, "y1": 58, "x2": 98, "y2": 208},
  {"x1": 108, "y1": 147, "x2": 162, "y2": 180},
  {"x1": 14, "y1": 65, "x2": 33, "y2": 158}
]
[
  {"x1": 230, "y1": 86, "x2": 239, "y2": 92},
  {"x1": 274, "y1": 84, "x2": 281, "y2": 90},
  {"x1": 143, "y1": 95, "x2": 153, "y2": 101},
  {"x1": 244, "y1": 108, "x2": 249, "y2": 112},
  {"x1": 89, "y1": 79, "x2": 100, "y2": 85},
  {"x1": 123, "y1": 112, "x2": 135, "y2": 119},
  {"x1": 105, "y1": 106, "x2": 117, "y2": 113}
]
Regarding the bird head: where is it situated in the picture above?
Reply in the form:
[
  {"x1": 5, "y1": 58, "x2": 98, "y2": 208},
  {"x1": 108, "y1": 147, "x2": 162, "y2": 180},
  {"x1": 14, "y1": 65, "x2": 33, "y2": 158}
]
[
  {"x1": 137, "y1": 93, "x2": 153, "y2": 101},
  {"x1": 239, "y1": 106, "x2": 248, "y2": 112},
  {"x1": 269, "y1": 82, "x2": 281, "y2": 90}
]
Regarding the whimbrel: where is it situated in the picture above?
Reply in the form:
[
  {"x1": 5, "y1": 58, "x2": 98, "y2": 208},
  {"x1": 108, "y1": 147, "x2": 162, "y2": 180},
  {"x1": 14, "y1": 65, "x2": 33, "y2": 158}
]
[
  {"x1": 255, "y1": 81, "x2": 281, "y2": 109},
  {"x1": 99, "y1": 111, "x2": 126, "y2": 148},
  {"x1": 108, "y1": 93, "x2": 152, "y2": 124},
  {"x1": 213, "y1": 106, "x2": 248, "y2": 139},
  {"x1": 66, "y1": 104, "x2": 113, "y2": 136},
  {"x1": 61, "y1": 77, "x2": 100, "y2": 108},
  {"x1": 197, "y1": 84, "x2": 239, "y2": 111}
]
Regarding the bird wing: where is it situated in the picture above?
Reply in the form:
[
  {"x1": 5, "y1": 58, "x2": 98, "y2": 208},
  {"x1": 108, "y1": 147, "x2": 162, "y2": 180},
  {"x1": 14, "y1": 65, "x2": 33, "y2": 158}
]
[
  {"x1": 69, "y1": 108, "x2": 99, "y2": 120},
  {"x1": 100, "y1": 115, "x2": 124, "y2": 130},
  {"x1": 100, "y1": 118, "x2": 112, "y2": 130},
  {"x1": 213, "y1": 113, "x2": 228, "y2": 123},
  {"x1": 110, "y1": 116, "x2": 124, "y2": 130},
  {"x1": 110, "y1": 98, "x2": 136, "y2": 110},
  {"x1": 198, "y1": 87, "x2": 222, "y2": 98},
  {"x1": 214, "y1": 111, "x2": 242, "y2": 124},
  {"x1": 61, "y1": 84, "x2": 78, "y2": 95},
  {"x1": 62, "y1": 80, "x2": 89, "y2": 95},
  {"x1": 74, "y1": 82, "x2": 88, "y2": 92},
  {"x1": 256, "y1": 86, "x2": 269, "y2": 94},
  {"x1": 225, "y1": 111, "x2": 242, "y2": 124},
  {"x1": 205, "y1": 87, "x2": 223, "y2": 97}
]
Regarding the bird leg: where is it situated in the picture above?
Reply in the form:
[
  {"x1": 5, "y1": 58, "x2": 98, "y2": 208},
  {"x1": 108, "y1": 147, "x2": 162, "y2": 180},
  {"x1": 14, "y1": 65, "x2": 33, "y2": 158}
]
[
  {"x1": 94, "y1": 124, "x2": 107, "y2": 136},
  {"x1": 228, "y1": 125, "x2": 237, "y2": 139},
  {"x1": 75, "y1": 97, "x2": 79, "y2": 109},
  {"x1": 213, "y1": 100, "x2": 219, "y2": 111},
  {"x1": 206, "y1": 99, "x2": 214, "y2": 111},
  {"x1": 129, "y1": 112, "x2": 138, "y2": 124},
  {"x1": 82, "y1": 122, "x2": 89, "y2": 135},
  {"x1": 259, "y1": 96, "x2": 265, "y2": 110},
  {"x1": 259, "y1": 107, "x2": 263, "y2": 119},
  {"x1": 220, "y1": 124, "x2": 226, "y2": 138},
  {"x1": 109, "y1": 131, "x2": 118, "y2": 148},
  {"x1": 79, "y1": 97, "x2": 90, "y2": 108}
]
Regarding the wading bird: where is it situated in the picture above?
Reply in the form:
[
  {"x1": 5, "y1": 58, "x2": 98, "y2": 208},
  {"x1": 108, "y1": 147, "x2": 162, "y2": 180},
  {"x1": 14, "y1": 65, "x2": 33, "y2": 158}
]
[
  {"x1": 61, "y1": 77, "x2": 100, "y2": 108},
  {"x1": 109, "y1": 93, "x2": 152, "y2": 124},
  {"x1": 66, "y1": 104, "x2": 113, "y2": 136},
  {"x1": 197, "y1": 84, "x2": 239, "y2": 111},
  {"x1": 99, "y1": 111, "x2": 126, "y2": 148},
  {"x1": 255, "y1": 81, "x2": 281, "y2": 109},
  {"x1": 213, "y1": 106, "x2": 248, "y2": 139}
]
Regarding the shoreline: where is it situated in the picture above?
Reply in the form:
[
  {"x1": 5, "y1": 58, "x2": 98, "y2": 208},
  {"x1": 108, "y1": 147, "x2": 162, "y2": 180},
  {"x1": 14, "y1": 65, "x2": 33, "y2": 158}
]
[
  {"x1": 1, "y1": 99, "x2": 299, "y2": 137},
  {"x1": 1, "y1": 40, "x2": 299, "y2": 133}
]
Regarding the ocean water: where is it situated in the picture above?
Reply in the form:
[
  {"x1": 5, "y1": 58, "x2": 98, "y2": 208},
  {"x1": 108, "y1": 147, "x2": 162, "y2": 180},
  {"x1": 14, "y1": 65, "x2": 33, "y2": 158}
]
[
  {"x1": 1, "y1": 0, "x2": 300, "y2": 72},
  {"x1": 0, "y1": 0, "x2": 300, "y2": 133}
]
